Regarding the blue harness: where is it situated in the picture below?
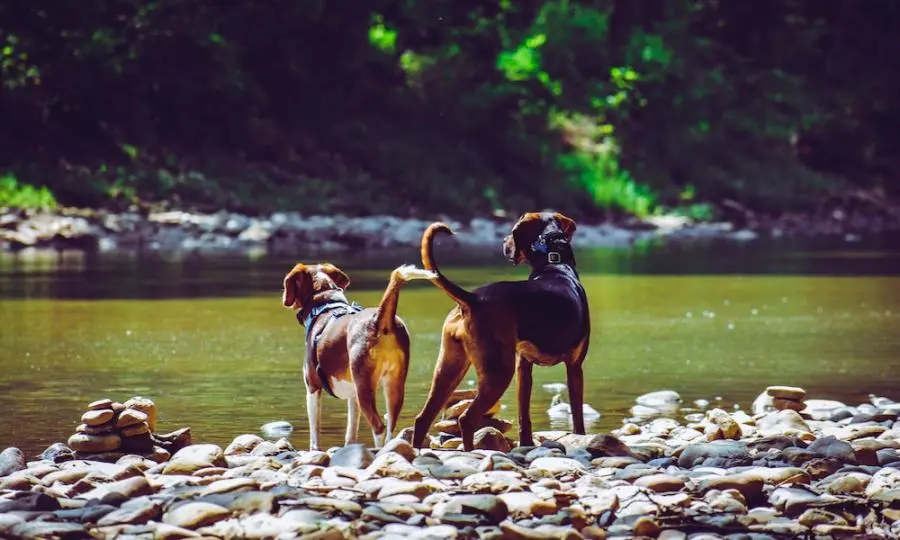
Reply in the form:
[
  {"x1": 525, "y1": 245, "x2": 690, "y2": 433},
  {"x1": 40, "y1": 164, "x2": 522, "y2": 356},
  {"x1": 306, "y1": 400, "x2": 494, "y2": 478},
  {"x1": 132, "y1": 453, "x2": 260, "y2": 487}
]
[{"x1": 299, "y1": 300, "x2": 364, "y2": 398}]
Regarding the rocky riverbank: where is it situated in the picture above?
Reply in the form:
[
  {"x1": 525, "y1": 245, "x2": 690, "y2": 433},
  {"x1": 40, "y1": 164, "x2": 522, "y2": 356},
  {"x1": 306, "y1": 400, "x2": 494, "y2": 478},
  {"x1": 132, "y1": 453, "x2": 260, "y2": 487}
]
[
  {"x1": 2, "y1": 198, "x2": 899, "y2": 255},
  {"x1": 3, "y1": 386, "x2": 900, "y2": 539}
]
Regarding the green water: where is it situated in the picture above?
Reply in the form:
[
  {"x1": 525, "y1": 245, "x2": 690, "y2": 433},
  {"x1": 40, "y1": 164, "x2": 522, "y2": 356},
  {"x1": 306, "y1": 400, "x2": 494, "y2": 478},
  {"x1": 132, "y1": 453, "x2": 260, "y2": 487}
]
[{"x1": 1, "y1": 238, "x2": 899, "y2": 456}]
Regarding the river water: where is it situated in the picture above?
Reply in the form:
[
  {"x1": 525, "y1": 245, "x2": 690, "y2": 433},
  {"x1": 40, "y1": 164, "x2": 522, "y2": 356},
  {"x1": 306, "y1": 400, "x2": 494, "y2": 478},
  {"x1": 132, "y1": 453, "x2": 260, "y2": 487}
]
[{"x1": 1, "y1": 236, "x2": 899, "y2": 456}]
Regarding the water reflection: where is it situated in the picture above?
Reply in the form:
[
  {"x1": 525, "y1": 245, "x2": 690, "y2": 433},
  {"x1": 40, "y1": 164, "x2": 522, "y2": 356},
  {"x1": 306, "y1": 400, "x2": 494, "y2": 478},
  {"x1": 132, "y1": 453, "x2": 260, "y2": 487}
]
[{"x1": 1, "y1": 237, "x2": 899, "y2": 456}]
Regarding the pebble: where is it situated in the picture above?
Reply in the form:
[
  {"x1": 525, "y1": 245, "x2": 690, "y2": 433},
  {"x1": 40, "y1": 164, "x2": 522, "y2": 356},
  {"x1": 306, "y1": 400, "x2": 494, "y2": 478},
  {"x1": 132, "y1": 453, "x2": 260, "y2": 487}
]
[{"x1": 4, "y1": 387, "x2": 900, "y2": 537}]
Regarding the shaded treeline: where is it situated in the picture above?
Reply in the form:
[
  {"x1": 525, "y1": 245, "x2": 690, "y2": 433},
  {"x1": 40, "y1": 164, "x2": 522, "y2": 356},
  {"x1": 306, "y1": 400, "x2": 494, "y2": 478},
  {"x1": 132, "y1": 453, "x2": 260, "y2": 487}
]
[{"x1": 1, "y1": 0, "x2": 899, "y2": 217}]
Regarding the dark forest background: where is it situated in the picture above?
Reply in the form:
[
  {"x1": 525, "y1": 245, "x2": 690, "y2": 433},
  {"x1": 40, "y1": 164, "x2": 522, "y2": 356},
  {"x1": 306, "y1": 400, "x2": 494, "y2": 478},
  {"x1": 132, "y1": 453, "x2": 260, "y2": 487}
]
[{"x1": 2, "y1": 0, "x2": 899, "y2": 220}]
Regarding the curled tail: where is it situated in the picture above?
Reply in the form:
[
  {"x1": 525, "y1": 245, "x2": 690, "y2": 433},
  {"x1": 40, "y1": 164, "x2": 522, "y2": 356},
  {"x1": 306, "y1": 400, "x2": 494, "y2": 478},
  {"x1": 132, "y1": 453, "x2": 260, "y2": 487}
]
[
  {"x1": 374, "y1": 264, "x2": 437, "y2": 334},
  {"x1": 421, "y1": 222, "x2": 477, "y2": 310}
]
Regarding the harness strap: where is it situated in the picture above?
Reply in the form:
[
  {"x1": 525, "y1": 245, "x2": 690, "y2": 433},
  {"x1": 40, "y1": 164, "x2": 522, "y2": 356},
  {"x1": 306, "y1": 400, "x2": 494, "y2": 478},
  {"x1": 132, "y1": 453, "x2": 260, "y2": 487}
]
[{"x1": 299, "y1": 301, "x2": 364, "y2": 398}]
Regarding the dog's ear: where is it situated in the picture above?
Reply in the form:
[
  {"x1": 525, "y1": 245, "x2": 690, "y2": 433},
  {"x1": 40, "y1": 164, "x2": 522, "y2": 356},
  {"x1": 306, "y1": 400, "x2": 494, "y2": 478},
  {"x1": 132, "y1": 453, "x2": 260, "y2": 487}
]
[
  {"x1": 318, "y1": 263, "x2": 351, "y2": 290},
  {"x1": 554, "y1": 212, "x2": 577, "y2": 241},
  {"x1": 508, "y1": 212, "x2": 545, "y2": 265},
  {"x1": 282, "y1": 264, "x2": 312, "y2": 309}
]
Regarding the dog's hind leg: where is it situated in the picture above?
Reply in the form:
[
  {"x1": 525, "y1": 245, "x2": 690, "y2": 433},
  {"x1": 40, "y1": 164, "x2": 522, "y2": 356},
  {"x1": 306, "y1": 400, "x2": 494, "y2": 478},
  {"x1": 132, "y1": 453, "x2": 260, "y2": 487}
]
[
  {"x1": 383, "y1": 354, "x2": 409, "y2": 443},
  {"x1": 413, "y1": 333, "x2": 469, "y2": 448},
  {"x1": 306, "y1": 389, "x2": 323, "y2": 451},
  {"x1": 353, "y1": 361, "x2": 387, "y2": 448},
  {"x1": 458, "y1": 341, "x2": 514, "y2": 451},
  {"x1": 345, "y1": 395, "x2": 361, "y2": 445}
]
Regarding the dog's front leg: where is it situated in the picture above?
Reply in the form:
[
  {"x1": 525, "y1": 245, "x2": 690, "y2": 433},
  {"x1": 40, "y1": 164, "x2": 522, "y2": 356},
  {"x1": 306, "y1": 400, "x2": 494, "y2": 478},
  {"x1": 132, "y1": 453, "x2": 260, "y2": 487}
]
[
  {"x1": 307, "y1": 389, "x2": 323, "y2": 451},
  {"x1": 566, "y1": 362, "x2": 586, "y2": 435},
  {"x1": 516, "y1": 356, "x2": 535, "y2": 447},
  {"x1": 345, "y1": 396, "x2": 360, "y2": 445}
]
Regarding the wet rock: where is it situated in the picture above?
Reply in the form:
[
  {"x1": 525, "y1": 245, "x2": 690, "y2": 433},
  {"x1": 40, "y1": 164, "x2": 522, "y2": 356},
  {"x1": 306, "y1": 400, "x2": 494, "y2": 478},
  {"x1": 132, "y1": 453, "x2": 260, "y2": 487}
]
[
  {"x1": 164, "y1": 501, "x2": 232, "y2": 529},
  {"x1": 634, "y1": 473, "x2": 686, "y2": 493},
  {"x1": 96, "y1": 496, "x2": 162, "y2": 525},
  {"x1": 0, "y1": 447, "x2": 26, "y2": 477},
  {"x1": 766, "y1": 386, "x2": 806, "y2": 401},
  {"x1": 756, "y1": 410, "x2": 813, "y2": 438},
  {"x1": 82, "y1": 408, "x2": 116, "y2": 426},
  {"x1": 171, "y1": 444, "x2": 226, "y2": 467},
  {"x1": 707, "y1": 408, "x2": 742, "y2": 439},
  {"x1": 329, "y1": 443, "x2": 375, "y2": 469},
  {"x1": 677, "y1": 440, "x2": 751, "y2": 468},
  {"x1": 260, "y1": 420, "x2": 293, "y2": 439},
  {"x1": 807, "y1": 435, "x2": 857, "y2": 463},
  {"x1": 0, "y1": 492, "x2": 61, "y2": 512},
  {"x1": 364, "y1": 452, "x2": 423, "y2": 481},
  {"x1": 67, "y1": 433, "x2": 122, "y2": 453},
  {"x1": 115, "y1": 409, "x2": 148, "y2": 428},
  {"x1": 39, "y1": 442, "x2": 75, "y2": 463},
  {"x1": 377, "y1": 438, "x2": 416, "y2": 462},
  {"x1": 473, "y1": 427, "x2": 511, "y2": 452},
  {"x1": 432, "y1": 494, "x2": 509, "y2": 525}
]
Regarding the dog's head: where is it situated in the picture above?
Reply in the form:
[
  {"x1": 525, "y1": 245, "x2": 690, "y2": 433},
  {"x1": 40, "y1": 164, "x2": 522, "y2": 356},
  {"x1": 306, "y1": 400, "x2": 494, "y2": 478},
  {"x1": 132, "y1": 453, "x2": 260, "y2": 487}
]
[
  {"x1": 282, "y1": 262, "x2": 351, "y2": 310},
  {"x1": 502, "y1": 211, "x2": 577, "y2": 265}
]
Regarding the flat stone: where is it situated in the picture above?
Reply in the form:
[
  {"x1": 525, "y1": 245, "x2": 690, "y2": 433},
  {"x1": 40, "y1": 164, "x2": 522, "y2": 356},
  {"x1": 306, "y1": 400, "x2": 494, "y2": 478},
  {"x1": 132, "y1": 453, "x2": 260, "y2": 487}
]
[
  {"x1": 121, "y1": 421, "x2": 151, "y2": 437},
  {"x1": 88, "y1": 398, "x2": 114, "y2": 410},
  {"x1": 364, "y1": 451, "x2": 423, "y2": 481},
  {"x1": 377, "y1": 438, "x2": 416, "y2": 462},
  {"x1": 96, "y1": 496, "x2": 162, "y2": 525},
  {"x1": 529, "y1": 456, "x2": 585, "y2": 474},
  {"x1": 825, "y1": 472, "x2": 870, "y2": 494},
  {"x1": 172, "y1": 444, "x2": 226, "y2": 467},
  {"x1": 329, "y1": 443, "x2": 374, "y2": 469},
  {"x1": 432, "y1": 494, "x2": 508, "y2": 525},
  {"x1": 798, "y1": 508, "x2": 848, "y2": 528},
  {"x1": 68, "y1": 432, "x2": 121, "y2": 453},
  {"x1": 807, "y1": 436, "x2": 857, "y2": 463},
  {"x1": 76, "y1": 422, "x2": 115, "y2": 435},
  {"x1": 695, "y1": 473, "x2": 765, "y2": 502},
  {"x1": 766, "y1": 386, "x2": 806, "y2": 401},
  {"x1": 634, "y1": 473, "x2": 686, "y2": 493},
  {"x1": 116, "y1": 409, "x2": 149, "y2": 428},
  {"x1": 461, "y1": 471, "x2": 526, "y2": 493},
  {"x1": 82, "y1": 409, "x2": 115, "y2": 426},
  {"x1": 756, "y1": 410, "x2": 812, "y2": 437},
  {"x1": 164, "y1": 501, "x2": 232, "y2": 529},
  {"x1": 225, "y1": 434, "x2": 265, "y2": 456},
  {"x1": 677, "y1": 441, "x2": 750, "y2": 468}
]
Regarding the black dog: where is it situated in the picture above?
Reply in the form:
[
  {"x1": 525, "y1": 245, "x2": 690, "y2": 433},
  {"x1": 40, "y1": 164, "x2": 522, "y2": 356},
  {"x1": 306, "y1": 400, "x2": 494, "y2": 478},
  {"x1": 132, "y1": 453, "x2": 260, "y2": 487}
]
[{"x1": 412, "y1": 211, "x2": 591, "y2": 450}]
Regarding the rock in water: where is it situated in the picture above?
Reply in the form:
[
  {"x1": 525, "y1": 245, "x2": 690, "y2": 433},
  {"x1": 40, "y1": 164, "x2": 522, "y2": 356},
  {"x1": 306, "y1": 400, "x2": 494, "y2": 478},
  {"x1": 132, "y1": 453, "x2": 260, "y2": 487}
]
[
  {"x1": 260, "y1": 420, "x2": 293, "y2": 439},
  {"x1": 0, "y1": 447, "x2": 26, "y2": 477},
  {"x1": 123, "y1": 397, "x2": 158, "y2": 432}
]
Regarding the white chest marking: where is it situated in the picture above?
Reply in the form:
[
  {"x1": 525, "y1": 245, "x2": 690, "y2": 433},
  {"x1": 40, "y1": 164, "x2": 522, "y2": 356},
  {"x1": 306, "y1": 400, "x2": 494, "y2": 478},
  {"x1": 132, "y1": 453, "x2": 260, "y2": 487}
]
[{"x1": 330, "y1": 377, "x2": 357, "y2": 400}]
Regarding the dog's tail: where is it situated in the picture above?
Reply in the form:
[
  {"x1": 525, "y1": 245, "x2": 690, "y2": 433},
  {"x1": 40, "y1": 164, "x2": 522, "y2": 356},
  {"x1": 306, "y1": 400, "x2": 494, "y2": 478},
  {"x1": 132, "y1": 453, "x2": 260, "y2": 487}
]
[
  {"x1": 374, "y1": 264, "x2": 437, "y2": 334},
  {"x1": 421, "y1": 222, "x2": 478, "y2": 310}
]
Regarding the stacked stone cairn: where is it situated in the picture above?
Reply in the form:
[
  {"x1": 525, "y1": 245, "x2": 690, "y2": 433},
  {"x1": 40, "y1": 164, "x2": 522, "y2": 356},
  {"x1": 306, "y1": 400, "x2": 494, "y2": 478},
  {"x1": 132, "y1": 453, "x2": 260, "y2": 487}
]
[
  {"x1": 429, "y1": 389, "x2": 515, "y2": 452},
  {"x1": 65, "y1": 396, "x2": 191, "y2": 463}
]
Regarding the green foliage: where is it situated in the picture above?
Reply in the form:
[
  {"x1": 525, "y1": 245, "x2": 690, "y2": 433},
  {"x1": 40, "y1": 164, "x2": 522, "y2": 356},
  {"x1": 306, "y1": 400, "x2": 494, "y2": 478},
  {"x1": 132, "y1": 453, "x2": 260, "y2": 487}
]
[
  {"x1": 0, "y1": 174, "x2": 57, "y2": 209},
  {"x1": 0, "y1": 0, "x2": 897, "y2": 216}
]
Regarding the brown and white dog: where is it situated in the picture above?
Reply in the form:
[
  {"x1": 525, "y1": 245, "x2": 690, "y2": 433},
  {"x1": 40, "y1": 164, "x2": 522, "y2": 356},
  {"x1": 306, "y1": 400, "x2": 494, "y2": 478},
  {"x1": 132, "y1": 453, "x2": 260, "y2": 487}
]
[
  {"x1": 412, "y1": 212, "x2": 591, "y2": 451},
  {"x1": 282, "y1": 263, "x2": 435, "y2": 450}
]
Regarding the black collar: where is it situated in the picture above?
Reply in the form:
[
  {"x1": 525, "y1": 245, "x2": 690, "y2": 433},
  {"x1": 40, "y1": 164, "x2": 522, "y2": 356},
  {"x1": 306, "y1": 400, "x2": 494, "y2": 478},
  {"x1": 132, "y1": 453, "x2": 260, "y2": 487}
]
[{"x1": 529, "y1": 231, "x2": 576, "y2": 268}]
